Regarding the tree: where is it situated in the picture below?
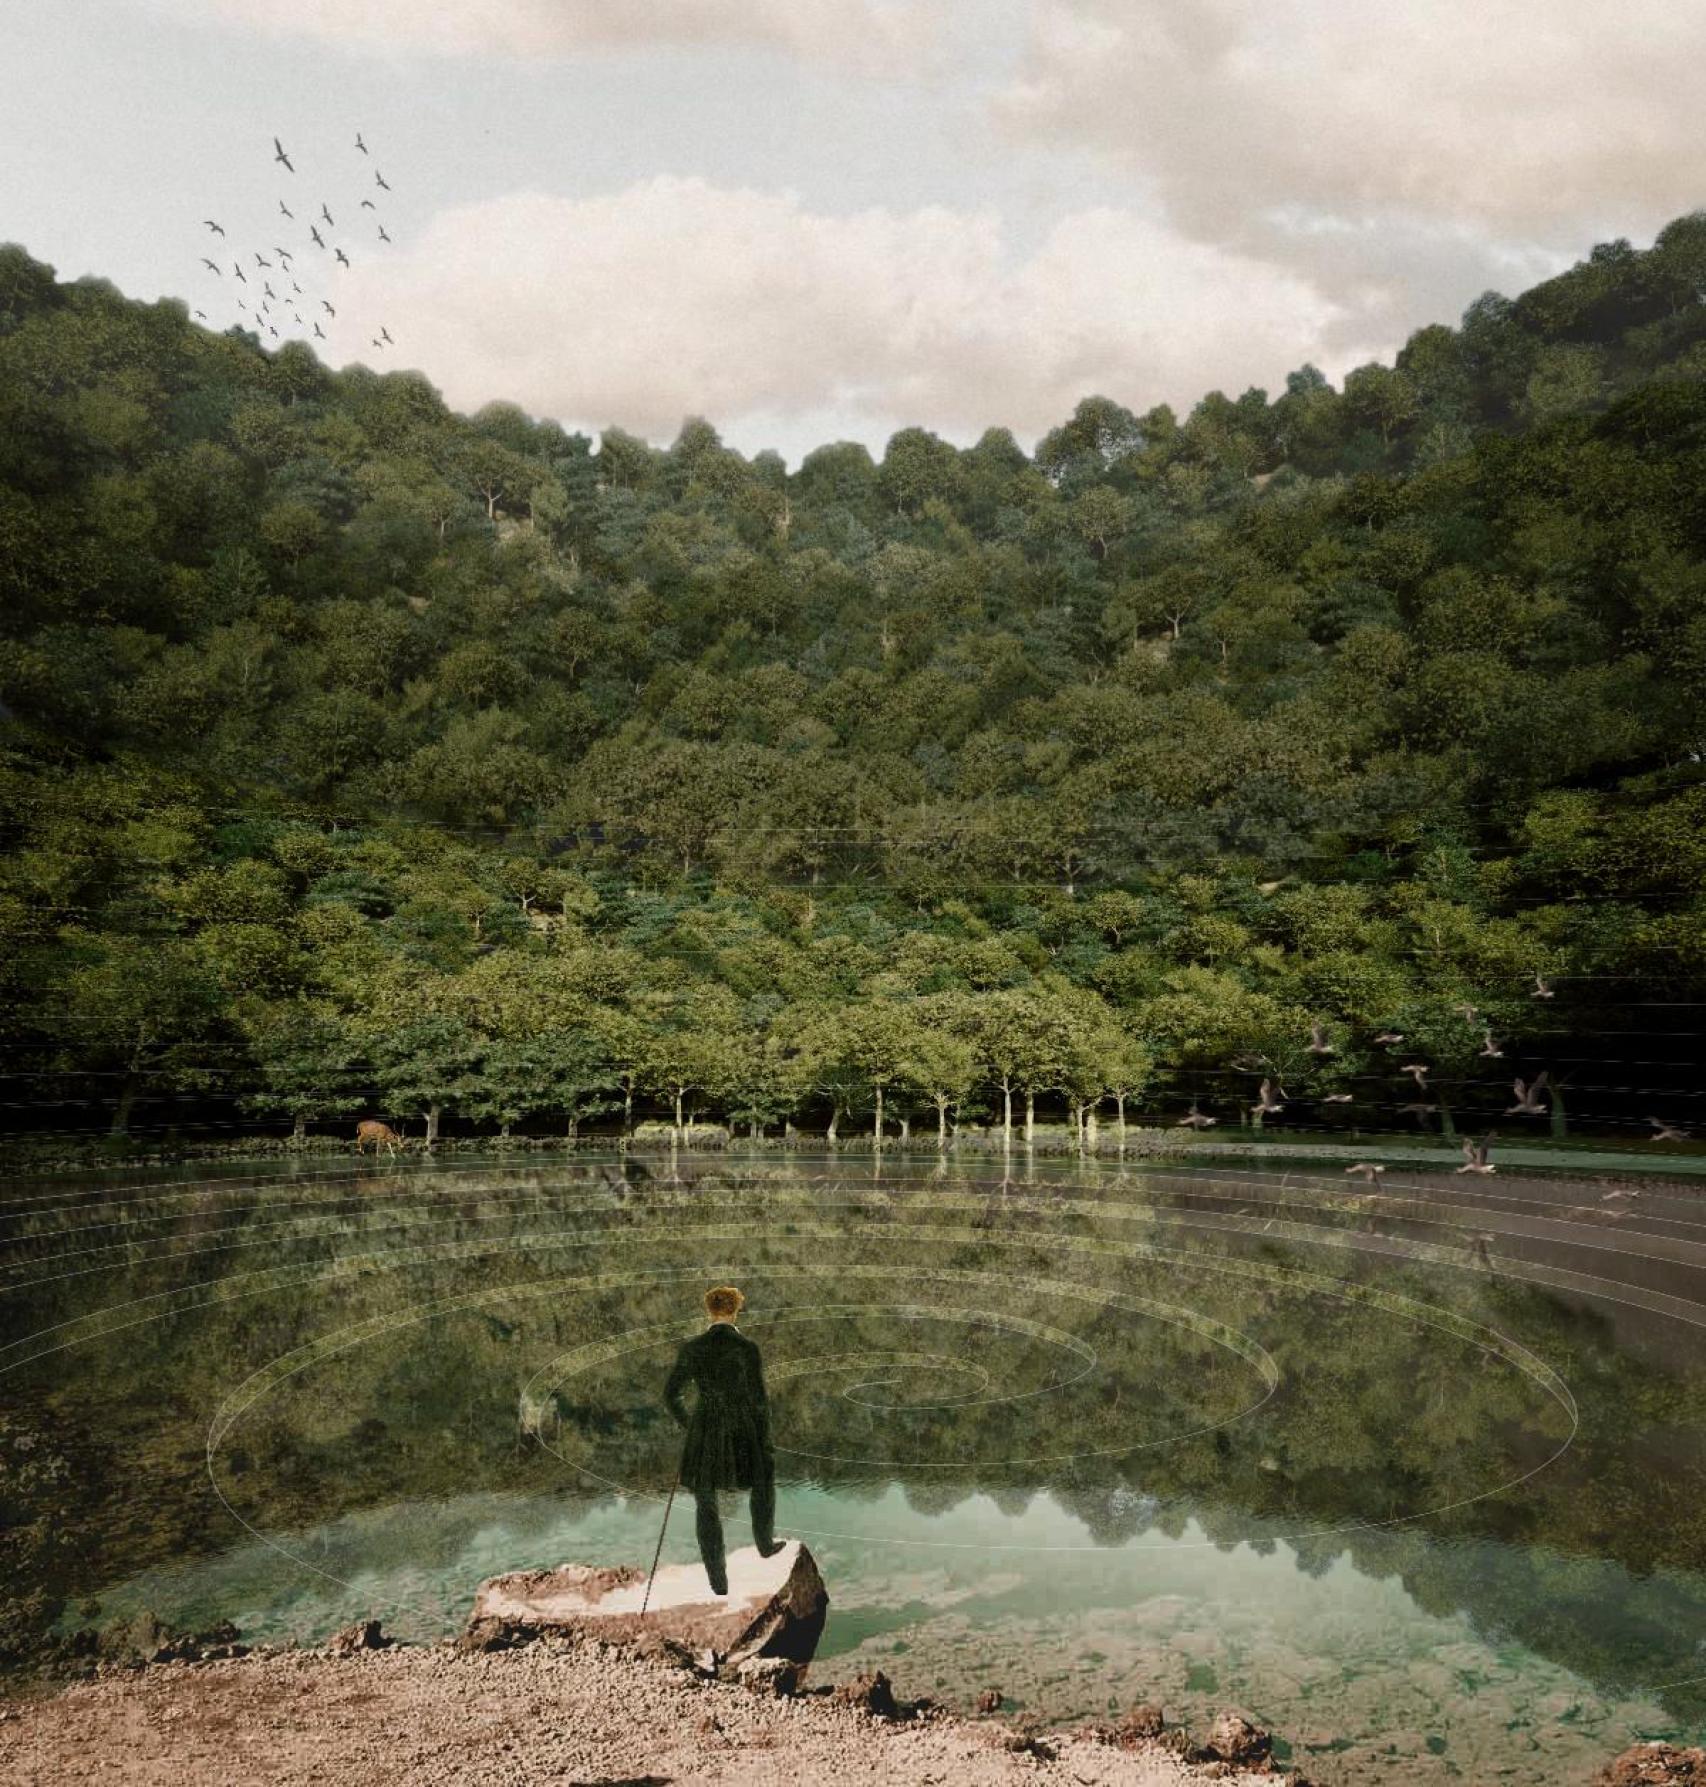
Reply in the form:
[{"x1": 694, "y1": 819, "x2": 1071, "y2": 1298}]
[{"x1": 238, "y1": 999, "x2": 363, "y2": 1145}]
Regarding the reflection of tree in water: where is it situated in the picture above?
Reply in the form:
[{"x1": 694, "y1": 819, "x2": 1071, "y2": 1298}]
[{"x1": 5, "y1": 1161, "x2": 1706, "y2": 1719}]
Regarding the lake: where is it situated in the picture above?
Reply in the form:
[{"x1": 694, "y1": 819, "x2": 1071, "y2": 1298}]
[{"x1": 4, "y1": 1148, "x2": 1705, "y2": 1783}]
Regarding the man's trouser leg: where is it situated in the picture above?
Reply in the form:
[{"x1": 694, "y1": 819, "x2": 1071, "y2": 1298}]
[
  {"x1": 693, "y1": 1486, "x2": 728, "y2": 1594},
  {"x1": 750, "y1": 1457, "x2": 776, "y2": 1553}
]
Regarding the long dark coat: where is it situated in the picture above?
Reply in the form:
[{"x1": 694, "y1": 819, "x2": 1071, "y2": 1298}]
[{"x1": 664, "y1": 1323, "x2": 773, "y2": 1493}]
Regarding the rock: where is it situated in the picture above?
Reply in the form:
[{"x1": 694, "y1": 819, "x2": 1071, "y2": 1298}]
[
  {"x1": 736, "y1": 1656, "x2": 801, "y2": 1697},
  {"x1": 326, "y1": 1619, "x2": 390, "y2": 1656},
  {"x1": 1123, "y1": 1702, "x2": 1167, "y2": 1740},
  {"x1": 832, "y1": 1670, "x2": 899, "y2": 1720},
  {"x1": 1599, "y1": 1741, "x2": 1706, "y2": 1784},
  {"x1": 466, "y1": 1540, "x2": 827, "y2": 1680},
  {"x1": 1200, "y1": 1709, "x2": 1272, "y2": 1766},
  {"x1": 976, "y1": 1687, "x2": 1003, "y2": 1713}
]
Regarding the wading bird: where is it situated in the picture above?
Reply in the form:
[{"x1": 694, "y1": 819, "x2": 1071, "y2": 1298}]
[
  {"x1": 335, "y1": 248, "x2": 350, "y2": 267},
  {"x1": 1456, "y1": 1134, "x2": 1497, "y2": 1176},
  {"x1": 1308, "y1": 1021, "x2": 1335, "y2": 1056},
  {"x1": 1177, "y1": 1103, "x2": 1217, "y2": 1129},
  {"x1": 1479, "y1": 1031, "x2": 1504, "y2": 1058},
  {"x1": 1251, "y1": 1079, "x2": 1285, "y2": 1118},
  {"x1": 202, "y1": 219, "x2": 224, "y2": 236},
  {"x1": 1344, "y1": 1162, "x2": 1385, "y2": 1182},
  {"x1": 1532, "y1": 974, "x2": 1555, "y2": 999},
  {"x1": 1505, "y1": 1073, "x2": 1550, "y2": 1116},
  {"x1": 273, "y1": 136, "x2": 293, "y2": 172},
  {"x1": 200, "y1": 257, "x2": 221, "y2": 274},
  {"x1": 1401, "y1": 1063, "x2": 1430, "y2": 1087},
  {"x1": 1649, "y1": 1117, "x2": 1691, "y2": 1142}
]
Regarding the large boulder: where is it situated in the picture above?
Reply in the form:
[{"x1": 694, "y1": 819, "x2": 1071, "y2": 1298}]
[
  {"x1": 1599, "y1": 1743, "x2": 1706, "y2": 1784},
  {"x1": 465, "y1": 1540, "x2": 827, "y2": 1679}
]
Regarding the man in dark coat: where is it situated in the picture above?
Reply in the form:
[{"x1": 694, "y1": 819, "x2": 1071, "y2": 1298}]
[{"x1": 663, "y1": 1284, "x2": 783, "y2": 1595}]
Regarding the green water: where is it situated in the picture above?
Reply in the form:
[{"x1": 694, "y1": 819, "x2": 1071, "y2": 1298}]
[{"x1": 4, "y1": 1150, "x2": 1706, "y2": 1784}]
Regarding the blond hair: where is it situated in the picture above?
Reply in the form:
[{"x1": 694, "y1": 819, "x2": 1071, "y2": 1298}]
[{"x1": 704, "y1": 1284, "x2": 745, "y2": 1320}]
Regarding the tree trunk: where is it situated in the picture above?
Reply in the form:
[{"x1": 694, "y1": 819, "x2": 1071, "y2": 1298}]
[
  {"x1": 426, "y1": 1103, "x2": 441, "y2": 1148},
  {"x1": 674, "y1": 1089, "x2": 685, "y2": 1136},
  {"x1": 291, "y1": 1113, "x2": 307, "y2": 1149},
  {"x1": 936, "y1": 1098, "x2": 949, "y2": 1150},
  {"x1": 898, "y1": 1116, "x2": 910, "y2": 1146},
  {"x1": 499, "y1": 1121, "x2": 512, "y2": 1143},
  {"x1": 111, "y1": 1076, "x2": 137, "y2": 1136},
  {"x1": 751, "y1": 1119, "x2": 761, "y2": 1141},
  {"x1": 1116, "y1": 1094, "x2": 1127, "y2": 1148},
  {"x1": 1002, "y1": 1082, "x2": 1012, "y2": 1153},
  {"x1": 1438, "y1": 1100, "x2": 1457, "y2": 1141},
  {"x1": 624, "y1": 1083, "x2": 634, "y2": 1136},
  {"x1": 874, "y1": 1085, "x2": 884, "y2": 1147},
  {"x1": 567, "y1": 1113, "x2": 579, "y2": 1140},
  {"x1": 827, "y1": 1105, "x2": 840, "y2": 1145},
  {"x1": 1024, "y1": 1090, "x2": 1035, "y2": 1148},
  {"x1": 1549, "y1": 1083, "x2": 1569, "y2": 1141},
  {"x1": 1086, "y1": 1104, "x2": 1098, "y2": 1153}
]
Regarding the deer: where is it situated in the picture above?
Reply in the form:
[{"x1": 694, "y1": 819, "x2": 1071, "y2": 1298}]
[{"x1": 355, "y1": 1119, "x2": 403, "y2": 1156}]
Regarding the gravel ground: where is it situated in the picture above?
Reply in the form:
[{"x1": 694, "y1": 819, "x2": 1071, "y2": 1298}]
[{"x1": 0, "y1": 1638, "x2": 1270, "y2": 1786}]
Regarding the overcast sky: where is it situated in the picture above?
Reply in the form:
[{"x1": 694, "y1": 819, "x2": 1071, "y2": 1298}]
[{"x1": 5, "y1": 1, "x2": 1703, "y2": 463}]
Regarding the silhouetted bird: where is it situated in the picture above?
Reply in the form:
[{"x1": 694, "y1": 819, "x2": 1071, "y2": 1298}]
[
  {"x1": 1307, "y1": 1021, "x2": 1335, "y2": 1056},
  {"x1": 1455, "y1": 1134, "x2": 1496, "y2": 1176},
  {"x1": 380, "y1": 324, "x2": 392, "y2": 344},
  {"x1": 1344, "y1": 1162, "x2": 1385, "y2": 1182},
  {"x1": 233, "y1": 263, "x2": 247, "y2": 282},
  {"x1": 1505, "y1": 1074, "x2": 1550, "y2": 1116},
  {"x1": 361, "y1": 198, "x2": 376, "y2": 209},
  {"x1": 321, "y1": 299, "x2": 336, "y2": 316},
  {"x1": 263, "y1": 283, "x2": 276, "y2": 299},
  {"x1": 321, "y1": 202, "x2": 335, "y2": 226},
  {"x1": 310, "y1": 226, "x2": 325, "y2": 248},
  {"x1": 200, "y1": 257, "x2": 221, "y2": 274},
  {"x1": 1532, "y1": 974, "x2": 1555, "y2": 1000},
  {"x1": 268, "y1": 324, "x2": 279, "y2": 337},
  {"x1": 274, "y1": 246, "x2": 291, "y2": 261},
  {"x1": 375, "y1": 169, "x2": 391, "y2": 190},
  {"x1": 255, "y1": 254, "x2": 272, "y2": 268},
  {"x1": 193, "y1": 308, "x2": 206, "y2": 319},
  {"x1": 335, "y1": 248, "x2": 350, "y2": 267},
  {"x1": 1251, "y1": 1078, "x2": 1285, "y2": 1117},
  {"x1": 313, "y1": 322, "x2": 326, "y2": 338},
  {"x1": 377, "y1": 224, "x2": 391, "y2": 242},
  {"x1": 273, "y1": 136, "x2": 294, "y2": 172},
  {"x1": 1649, "y1": 1117, "x2": 1691, "y2": 1142},
  {"x1": 203, "y1": 219, "x2": 225, "y2": 236},
  {"x1": 356, "y1": 131, "x2": 368, "y2": 154},
  {"x1": 279, "y1": 200, "x2": 294, "y2": 218}
]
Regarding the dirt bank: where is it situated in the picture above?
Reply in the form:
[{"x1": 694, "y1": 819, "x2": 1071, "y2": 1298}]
[{"x1": 0, "y1": 1631, "x2": 1301, "y2": 1786}]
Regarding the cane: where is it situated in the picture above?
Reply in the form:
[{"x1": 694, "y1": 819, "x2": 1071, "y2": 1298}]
[{"x1": 640, "y1": 1460, "x2": 682, "y2": 1616}]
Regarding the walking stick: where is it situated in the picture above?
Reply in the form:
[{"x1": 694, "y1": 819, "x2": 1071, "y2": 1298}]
[{"x1": 641, "y1": 1460, "x2": 682, "y2": 1616}]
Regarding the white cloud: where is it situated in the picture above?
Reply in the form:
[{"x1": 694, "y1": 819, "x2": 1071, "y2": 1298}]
[
  {"x1": 153, "y1": 0, "x2": 938, "y2": 72},
  {"x1": 338, "y1": 178, "x2": 1350, "y2": 456},
  {"x1": 997, "y1": 0, "x2": 1706, "y2": 348}
]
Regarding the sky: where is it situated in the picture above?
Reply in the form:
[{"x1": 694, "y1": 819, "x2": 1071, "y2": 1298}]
[{"x1": 4, "y1": 1, "x2": 1704, "y2": 464}]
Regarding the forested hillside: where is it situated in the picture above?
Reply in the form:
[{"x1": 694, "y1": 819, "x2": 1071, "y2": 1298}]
[{"x1": 2, "y1": 218, "x2": 1704, "y2": 1151}]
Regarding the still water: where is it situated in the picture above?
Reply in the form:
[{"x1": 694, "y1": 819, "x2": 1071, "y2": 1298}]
[{"x1": 4, "y1": 1149, "x2": 1705, "y2": 1783}]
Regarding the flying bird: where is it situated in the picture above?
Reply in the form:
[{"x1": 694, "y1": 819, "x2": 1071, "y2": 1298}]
[
  {"x1": 1397, "y1": 1102, "x2": 1436, "y2": 1124},
  {"x1": 291, "y1": 280, "x2": 302, "y2": 293},
  {"x1": 279, "y1": 200, "x2": 294, "y2": 219},
  {"x1": 320, "y1": 202, "x2": 335, "y2": 226},
  {"x1": 268, "y1": 325, "x2": 279, "y2": 338},
  {"x1": 313, "y1": 322, "x2": 326, "y2": 339},
  {"x1": 1456, "y1": 1134, "x2": 1497, "y2": 1176},
  {"x1": 273, "y1": 136, "x2": 293, "y2": 172},
  {"x1": 274, "y1": 246, "x2": 292, "y2": 261},
  {"x1": 200, "y1": 257, "x2": 221, "y2": 274},
  {"x1": 375, "y1": 169, "x2": 391, "y2": 190},
  {"x1": 377, "y1": 224, "x2": 391, "y2": 243},
  {"x1": 380, "y1": 324, "x2": 392, "y2": 344},
  {"x1": 361, "y1": 198, "x2": 376, "y2": 209},
  {"x1": 1649, "y1": 1117, "x2": 1691, "y2": 1142},
  {"x1": 1322, "y1": 1093, "x2": 1354, "y2": 1104},
  {"x1": 1307, "y1": 1021, "x2": 1335, "y2": 1056},
  {"x1": 1251, "y1": 1079, "x2": 1285, "y2": 1117},
  {"x1": 1344, "y1": 1162, "x2": 1386, "y2": 1183},
  {"x1": 1505, "y1": 1073, "x2": 1550, "y2": 1116},
  {"x1": 335, "y1": 248, "x2": 350, "y2": 267},
  {"x1": 202, "y1": 219, "x2": 225, "y2": 236},
  {"x1": 1401, "y1": 1063, "x2": 1430, "y2": 1087},
  {"x1": 233, "y1": 263, "x2": 247, "y2": 282},
  {"x1": 263, "y1": 283, "x2": 276, "y2": 299},
  {"x1": 193, "y1": 308, "x2": 206, "y2": 320},
  {"x1": 310, "y1": 226, "x2": 325, "y2": 248},
  {"x1": 1177, "y1": 1103, "x2": 1217, "y2": 1130},
  {"x1": 356, "y1": 131, "x2": 368, "y2": 154},
  {"x1": 321, "y1": 299, "x2": 336, "y2": 316},
  {"x1": 1456, "y1": 1003, "x2": 1479, "y2": 1027},
  {"x1": 1373, "y1": 1031, "x2": 1404, "y2": 1046},
  {"x1": 1479, "y1": 1031, "x2": 1504, "y2": 1058},
  {"x1": 1532, "y1": 974, "x2": 1555, "y2": 1000}
]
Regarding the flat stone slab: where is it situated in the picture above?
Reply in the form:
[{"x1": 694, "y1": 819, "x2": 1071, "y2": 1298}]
[{"x1": 467, "y1": 1540, "x2": 828, "y2": 1676}]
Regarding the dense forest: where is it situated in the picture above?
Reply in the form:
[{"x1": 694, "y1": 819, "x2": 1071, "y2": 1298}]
[{"x1": 2, "y1": 216, "x2": 1704, "y2": 1152}]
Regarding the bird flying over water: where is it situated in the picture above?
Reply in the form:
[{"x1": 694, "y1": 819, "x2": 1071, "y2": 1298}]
[
  {"x1": 1344, "y1": 1162, "x2": 1385, "y2": 1182},
  {"x1": 356, "y1": 131, "x2": 368, "y2": 154},
  {"x1": 203, "y1": 219, "x2": 224, "y2": 236},
  {"x1": 310, "y1": 225, "x2": 325, "y2": 248},
  {"x1": 1401, "y1": 1063, "x2": 1429, "y2": 1087},
  {"x1": 273, "y1": 136, "x2": 293, "y2": 172},
  {"x1": 1177, "y1": 1102, "x2": 1217, "y2": 1129},
  {"x1": 335, "y1": 248, "x2": 350, "y2": 267},
  {"x1": 1456, "y1": 1133, "x2": 1497, "y2": 1176},
  {"x1": 1251, "y1": 1078, "x2": 1285, "y2": 1117},
  {"x1": 1531, "y1": 974, "x2": 1555, "y2": 1000},
  {"x1": 1649, "y1": 1117, "x2": 1691, "y2": 1142},
  {"x1": 321, "y1": 202, "x2": 335, "y2": 226},
  {"x1": 200, "y1": 257, "x2": 221, "y2": 274},
  {"x1": 1307, "y1": 1021, "x2": 1335, "y2": 1056},
  {"x1": 1505, "y1": 1073, "x2": 1550, "y2": 1116},
  {"x1": 375, "y1": 169, "x2": 391, "y2": 190},
  {"x1": 1397, "y1": 1102, "x2": 1436, "y2": 1124}
]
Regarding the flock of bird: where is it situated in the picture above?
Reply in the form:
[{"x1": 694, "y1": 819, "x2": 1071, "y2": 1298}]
[
  {"x1": 1173, "y1": 973, "x2": 1694, "y2": 1186},
  {"x1": 191, "y1": 132, "x2": 397, "y2": 356}
]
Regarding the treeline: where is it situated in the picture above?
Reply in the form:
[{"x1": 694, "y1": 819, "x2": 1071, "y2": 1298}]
[{"x1": 1, "y1": 218, "x2": 1704, "y2": 1147}]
